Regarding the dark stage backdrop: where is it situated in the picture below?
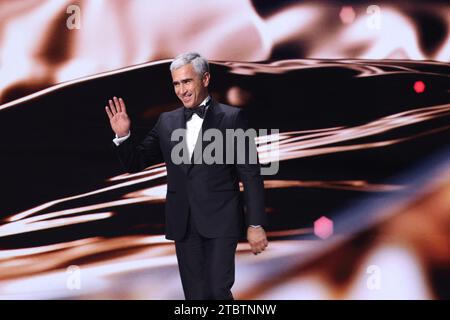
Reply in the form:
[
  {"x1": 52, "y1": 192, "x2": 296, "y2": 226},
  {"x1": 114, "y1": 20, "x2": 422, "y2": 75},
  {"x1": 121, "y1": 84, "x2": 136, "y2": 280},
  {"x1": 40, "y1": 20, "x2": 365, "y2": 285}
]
[{"x1": 0, "y1": 0, "x2": 449, "y2": 299}]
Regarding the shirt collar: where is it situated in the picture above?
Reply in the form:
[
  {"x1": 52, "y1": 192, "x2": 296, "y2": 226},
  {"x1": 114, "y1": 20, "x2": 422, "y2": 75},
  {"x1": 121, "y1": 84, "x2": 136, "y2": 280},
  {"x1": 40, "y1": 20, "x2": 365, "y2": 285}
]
[{"x1": 199, "y1": 95, "x2": 211, "y2": 109}]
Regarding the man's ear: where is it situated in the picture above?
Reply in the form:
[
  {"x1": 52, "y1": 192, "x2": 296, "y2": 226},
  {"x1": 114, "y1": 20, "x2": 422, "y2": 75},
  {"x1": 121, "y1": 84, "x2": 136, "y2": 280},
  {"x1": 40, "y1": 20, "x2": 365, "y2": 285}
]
[{"x1": 202, "y1": 72, "x2": 210, "y2": 87}]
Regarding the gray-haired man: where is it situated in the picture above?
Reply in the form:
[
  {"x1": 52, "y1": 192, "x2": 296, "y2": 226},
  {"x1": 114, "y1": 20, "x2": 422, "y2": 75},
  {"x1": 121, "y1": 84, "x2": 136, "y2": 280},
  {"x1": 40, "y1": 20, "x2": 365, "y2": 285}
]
[{"x1": 105, "y1": 52, "x2": 268, "y2": 299}]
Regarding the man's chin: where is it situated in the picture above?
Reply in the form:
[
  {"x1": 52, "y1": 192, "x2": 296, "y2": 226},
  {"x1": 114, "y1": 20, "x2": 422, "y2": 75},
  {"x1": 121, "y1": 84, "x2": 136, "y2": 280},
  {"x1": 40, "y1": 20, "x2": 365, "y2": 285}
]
[{"x1": 182, "y1": 101, "x2": 194, "y2": 108}]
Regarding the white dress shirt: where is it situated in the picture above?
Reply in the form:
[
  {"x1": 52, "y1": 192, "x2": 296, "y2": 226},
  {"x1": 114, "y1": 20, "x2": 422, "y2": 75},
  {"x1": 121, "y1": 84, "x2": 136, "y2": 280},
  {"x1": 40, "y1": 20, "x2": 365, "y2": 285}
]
[{"x1": 185, "y1": 95, "x2": 210, "y2": 159}]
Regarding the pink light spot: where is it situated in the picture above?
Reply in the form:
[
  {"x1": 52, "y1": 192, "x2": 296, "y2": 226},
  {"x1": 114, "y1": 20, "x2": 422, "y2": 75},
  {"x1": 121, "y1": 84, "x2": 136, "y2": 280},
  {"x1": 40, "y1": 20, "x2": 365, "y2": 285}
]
[
  {"x1": 314, "y1": 216, "x2": 333, "y2": 239},
  {"x1": 339, "y1": 6, "x2": 356, "y2": 24},
  {"x1": 413, "y1": 81, "x2": 425, "y2": 93}
]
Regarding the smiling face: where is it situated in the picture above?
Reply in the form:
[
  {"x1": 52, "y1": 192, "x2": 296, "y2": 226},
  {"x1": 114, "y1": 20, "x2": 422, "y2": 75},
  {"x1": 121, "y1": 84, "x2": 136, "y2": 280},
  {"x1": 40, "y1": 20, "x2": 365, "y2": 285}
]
[{"x1": 171, "y1": 63, "x2": 210, "y2": 108}]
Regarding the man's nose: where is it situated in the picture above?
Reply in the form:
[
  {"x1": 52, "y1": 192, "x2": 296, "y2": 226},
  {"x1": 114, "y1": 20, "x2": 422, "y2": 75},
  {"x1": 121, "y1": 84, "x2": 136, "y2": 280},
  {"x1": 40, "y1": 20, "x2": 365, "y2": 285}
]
[{"x1": 179, "y1": 83, "x2": 186, "y2": 93}]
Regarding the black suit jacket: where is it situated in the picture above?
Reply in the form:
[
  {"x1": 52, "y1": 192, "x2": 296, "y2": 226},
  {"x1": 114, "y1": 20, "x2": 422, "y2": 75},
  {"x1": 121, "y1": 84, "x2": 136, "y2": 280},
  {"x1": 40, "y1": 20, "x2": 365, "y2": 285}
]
[{"x1": 115, "y1": 99, "x2": 267, "y2": 240}]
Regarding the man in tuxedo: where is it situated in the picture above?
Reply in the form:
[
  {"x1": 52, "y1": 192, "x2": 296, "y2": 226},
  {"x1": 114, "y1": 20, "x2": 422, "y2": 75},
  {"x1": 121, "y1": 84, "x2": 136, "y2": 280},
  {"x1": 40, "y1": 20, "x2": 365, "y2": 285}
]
[{"x1": 105, "y1": 52, "x2": 268, "y2": 300}]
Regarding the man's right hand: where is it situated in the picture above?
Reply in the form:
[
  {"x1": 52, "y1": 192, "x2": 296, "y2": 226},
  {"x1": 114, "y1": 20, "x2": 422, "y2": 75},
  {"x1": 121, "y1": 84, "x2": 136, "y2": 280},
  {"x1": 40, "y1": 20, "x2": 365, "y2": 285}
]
[{"x1": 105, "y1": 96, "x2": 130, "y2": 137}]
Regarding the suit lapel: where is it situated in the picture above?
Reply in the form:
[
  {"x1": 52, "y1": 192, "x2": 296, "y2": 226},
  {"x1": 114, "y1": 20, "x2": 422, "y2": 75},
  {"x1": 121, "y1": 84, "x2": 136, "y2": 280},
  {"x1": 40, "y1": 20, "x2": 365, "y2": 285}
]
[{"x1": 168, "y1": 107, "x2": 190, "y2": 175}]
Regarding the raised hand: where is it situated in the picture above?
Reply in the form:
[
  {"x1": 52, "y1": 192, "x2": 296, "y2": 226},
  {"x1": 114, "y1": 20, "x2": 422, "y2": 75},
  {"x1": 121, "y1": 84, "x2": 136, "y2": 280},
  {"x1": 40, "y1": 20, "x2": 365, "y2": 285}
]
[{"x1": 105, "y1": 96, "x2": 130, "y2": 137}]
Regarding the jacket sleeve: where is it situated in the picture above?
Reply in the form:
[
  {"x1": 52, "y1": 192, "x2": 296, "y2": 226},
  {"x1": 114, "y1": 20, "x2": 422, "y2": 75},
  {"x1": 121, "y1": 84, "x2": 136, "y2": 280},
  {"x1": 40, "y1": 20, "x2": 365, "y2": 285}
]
[
  {"x1": 234, "y1": 110, "x2": 268, "y2": 229},
  {"x1": 114, "y1": 115, "x2": 163, "y2": 173}
]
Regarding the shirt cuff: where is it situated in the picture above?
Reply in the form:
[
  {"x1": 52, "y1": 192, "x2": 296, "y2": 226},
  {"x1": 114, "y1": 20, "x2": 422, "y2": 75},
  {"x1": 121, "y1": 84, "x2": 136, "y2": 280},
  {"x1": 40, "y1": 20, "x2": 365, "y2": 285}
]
[
  {"x1": 249, "y1": 225, "x2": 262, "y2": 228},
  {"x1": 113, "y1": 131, "x2": 131, "y2": 146}
]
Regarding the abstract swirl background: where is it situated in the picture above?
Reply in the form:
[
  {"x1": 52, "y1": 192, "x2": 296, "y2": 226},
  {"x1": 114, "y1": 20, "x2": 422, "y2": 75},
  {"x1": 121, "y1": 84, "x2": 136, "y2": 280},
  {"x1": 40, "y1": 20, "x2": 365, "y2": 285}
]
[{"x1": 0, "y1": 0, "x2": 449, "y2": 299}]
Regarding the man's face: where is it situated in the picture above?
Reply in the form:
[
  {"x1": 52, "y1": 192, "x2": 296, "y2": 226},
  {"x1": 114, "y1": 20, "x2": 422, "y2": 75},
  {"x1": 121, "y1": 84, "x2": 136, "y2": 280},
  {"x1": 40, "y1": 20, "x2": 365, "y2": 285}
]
[{"x1": 171, "y1": 63, "x2": 210, "y2": 108}]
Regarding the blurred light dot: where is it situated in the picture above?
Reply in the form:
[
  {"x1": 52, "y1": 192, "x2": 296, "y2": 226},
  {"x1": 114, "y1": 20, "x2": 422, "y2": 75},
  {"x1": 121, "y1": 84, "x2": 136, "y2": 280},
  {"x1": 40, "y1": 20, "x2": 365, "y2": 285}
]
[
  {"x1": 314, "y1": 216, "x2": 333, "y2": 240},
  {"x1": 413, "y1": 81, "x2": 425, "y2": 93},
  {"x1": 226, "y1": 86, "x2": 251, "y2": 106},
  {"x1": 339, "y1": 6, "x2": 356, "y2": 24}
]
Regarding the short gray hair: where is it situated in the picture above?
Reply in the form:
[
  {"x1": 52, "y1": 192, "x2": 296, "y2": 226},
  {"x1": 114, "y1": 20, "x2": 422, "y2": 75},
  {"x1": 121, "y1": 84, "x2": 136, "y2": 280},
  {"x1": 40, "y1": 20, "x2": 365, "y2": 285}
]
[{"x1": 170, "y1": 52, "x2": 209, "y2": 76}]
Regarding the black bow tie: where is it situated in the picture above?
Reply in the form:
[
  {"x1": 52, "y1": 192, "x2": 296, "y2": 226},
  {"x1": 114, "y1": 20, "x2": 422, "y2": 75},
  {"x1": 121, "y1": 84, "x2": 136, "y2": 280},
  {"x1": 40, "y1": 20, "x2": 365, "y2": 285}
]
[{"x1": 184, "y1": 98, "x2": 211, "y2": 121}]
